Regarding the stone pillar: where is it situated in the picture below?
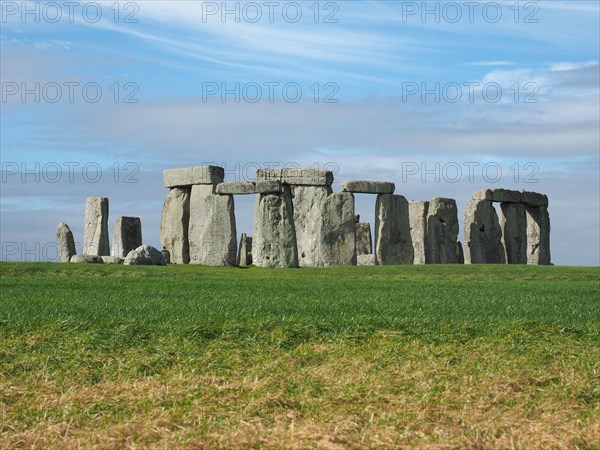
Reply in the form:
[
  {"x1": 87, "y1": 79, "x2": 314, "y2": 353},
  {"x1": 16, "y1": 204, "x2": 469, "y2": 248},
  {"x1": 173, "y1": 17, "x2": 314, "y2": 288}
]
[
  {"x1": 408, "y1": 200, "x2": 429, "y2": 264},
  {"x1": 426, "y1": 197, "x2": 462, "y2": 264},
  {"x1": 189, "y1": 184, "x2": 237, "y2": 266},
  {"x1": 526, "y1": 206, "x2": 551, "y2": 265},
  {"x1": 237, "y1": 233, "x2": 253, "y2": 267},
  {"x1": 500, "y1": 202, "x2": 527, "y2": 264},
  {"x1": 356, "y1": 222, "x2": 372, "y2": 255},
  {"x1": 321, "y1": 192, "x2": 356, "y2": 266},
  {"x1": 293, "y1": 186, "x2": 332, "y2": 267},
  {"x1": 160, "y1": 187, "x2": 190, "y2": 264},
  {"x1": 83, "y1": 197, "x2": 109, "y2": 256},
  {"x1": 112, "y1": 216, "x2": 142, "y2": 258},
  {"x1": 375, "y1": 194, "x2": 413, "y2": 265},
  {"x1": 463, "y1": 197, "x2": 505, "y2": 264},
  {"x1": 56, "y1": 223, "x2": 76, "y2": 262},
  {"x1": 253, "y1": 186, "x2": 298, "y2": 268}
]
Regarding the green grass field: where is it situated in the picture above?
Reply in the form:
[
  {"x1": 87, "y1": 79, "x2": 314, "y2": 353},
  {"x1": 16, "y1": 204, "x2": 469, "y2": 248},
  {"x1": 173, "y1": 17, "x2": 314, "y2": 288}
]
[{"x1": 1, "y1": 263, "x2": 599, "y2": 449}]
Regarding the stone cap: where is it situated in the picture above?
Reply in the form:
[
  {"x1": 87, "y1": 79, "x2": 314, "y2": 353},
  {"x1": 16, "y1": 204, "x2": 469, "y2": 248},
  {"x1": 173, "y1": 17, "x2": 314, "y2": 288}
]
[
  {"x1": 163, "y1": 166, "x2": 224, "y2": 188},
  {"x1": 342, "y1": 180, "x2": 395, "y2": 194},
  {"x1": 256, "y1": 168, "x2": 333, "y2": 186},
  {"x1": 216, "y1": 182, "x2": 256, "y2": 195},
  {"x1": 471, "y1": 188, "x2": 547, "y2": 207},
  {"x1": 521, "y1": 191, "x2": 548, "y2": 207}
]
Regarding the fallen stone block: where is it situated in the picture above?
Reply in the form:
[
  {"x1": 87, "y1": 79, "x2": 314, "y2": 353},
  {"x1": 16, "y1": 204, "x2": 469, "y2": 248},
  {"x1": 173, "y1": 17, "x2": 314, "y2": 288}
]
[
  {"x1": 357, "y1": 254, "x2": 376, "y2": 266},
  {"x1": 163, "y1": 166, "x2": 224, "y2": 188},
  {"x1": 123, "y1": 245, "x2": 166, "y2": 265},
  {"x1": 70, "y1": 254, "x2": 104, "y2": 263},
  {"x1": 341, "y1": 180, "x2": 395, "y2": 194},
  {"x1": 101, "y1": 256, "x2": 124, "y2": 264}
]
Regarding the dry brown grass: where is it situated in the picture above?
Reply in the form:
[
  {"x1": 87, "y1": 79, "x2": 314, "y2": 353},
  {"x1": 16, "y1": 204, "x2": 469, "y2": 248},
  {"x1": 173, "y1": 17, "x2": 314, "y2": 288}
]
[{"x1": 2, "y1": 336, "x2": 598, "y2": 449}]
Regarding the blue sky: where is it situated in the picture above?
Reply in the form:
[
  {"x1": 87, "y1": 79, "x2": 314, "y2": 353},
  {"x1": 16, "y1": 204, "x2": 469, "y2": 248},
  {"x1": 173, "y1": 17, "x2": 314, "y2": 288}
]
[{"x1": 1, "y1": 0, "x2": 599, "y2": 265}]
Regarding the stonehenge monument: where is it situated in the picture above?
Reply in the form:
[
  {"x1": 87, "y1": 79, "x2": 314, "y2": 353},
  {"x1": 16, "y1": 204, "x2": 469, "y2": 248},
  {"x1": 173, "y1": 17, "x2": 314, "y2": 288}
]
[
  {"x1": 156, "y1": 166, "x2": 550, "y2": 267},
  {"x1": 55, "y1": 166, "x2": 551, "y2": 268}
]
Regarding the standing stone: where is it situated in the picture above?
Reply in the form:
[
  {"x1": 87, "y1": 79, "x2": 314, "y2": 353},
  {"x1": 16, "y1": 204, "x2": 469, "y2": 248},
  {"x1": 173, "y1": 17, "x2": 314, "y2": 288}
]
[
  {"x1": 320, "y1": 192, "x2": 356, "y2": 266},
  {"x1": 112, "y1": 216, "x2": 142, "y2": 258},
  {"x1": 375, "y1": 194, "x2": 414, "y2": 265},
  {"x1": 426, "y1": 198, "x2": 462, "y2": 264},
  {"x1": 526, "y1": 205, "x2": 551, "y2": 265},
  {"x1": 189, "y1": 185, "x2": 237, "y2": 266},
  {"x1": 56, "y1": 223, "x2": 76, "y2": 262},
  {"x1": 463, "y1": 198, "x2": 506, "y2": 264},
  {"x1": 500, "y1": 202, "x2": 527, "y2": 264},
  {"x1": 160, "y1": 187, "x2": 190, "y2": 264},
  {"x1": 294, "y1": 187, "x2": 356, "y2": 266},
  {"x1": 83, "y1": 197, "x2": 110, "y2": 256},
  {"x1": 253, "y1": 186, "x2": 298, "y2": 268},
  {"x1": 408, "y1": 201, "x2": 429, "y2": 264},
  {"x1": 161, "y1": 248, "x2": 171, "y2": 264},
  {"x1": 294, "y1": 186, "x2": 331, "y2": 267},
  {"x1": 356, "y1": 223, "x2": 372, "y2": 255},
  {"x1": 238, "y1": 233, "x2": 253, "y2": 267}
]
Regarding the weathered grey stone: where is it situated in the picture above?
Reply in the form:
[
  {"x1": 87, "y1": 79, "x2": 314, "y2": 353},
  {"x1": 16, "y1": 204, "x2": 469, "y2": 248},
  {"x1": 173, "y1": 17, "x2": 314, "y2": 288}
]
[
  {"x1": 357, "y1": 254, "x2": 376, "y2": 266},
  {"x1": 293, "y1": 187, "x2": 356, "y2": 266},
  {"x1": 161, "y1": 248, "x2": 171, "y2": 264},
  {"x1": 355, "y1": 215, "x2": 360, "y2": 223},
  {"x1": 356, "y1": 223, "x2": 372, "y2": 255},
  {"x1": 70, "y1": 254, "x2": 104, "y2": 263},
  {"x1": 500, "y1": 202, "x2": 527, "y2": 264},
  {"x1": 256, "y1": 168, "x2": 333, "y2": 186},
  {"x1": 526, "y1": 205, "x2": 551, "y2": 265},
  {"x1": 216, "y1": 182, "x2": 255, "y2": 195},
  {"x1": 490, "y1": 189, "x2": 521, "y2": 203},
  {"x1": 56, "y1": 223, "x2": 76, "y2": 262},
  {"x1": 163, "y1": 166, "x2": 224, "y2": 188},
  {"x1": 375, "y1": 194, "x2": 414, "y2": 265},
  {"x1": 253, "y1": 187, "x2": 299, "y2": 268},
  {"x1": 112, "y1": 216, "x2": 142, "y2": 258},
  {"x1": 294, "y1": 186, "x2": 330, "y2": 267},
  {"x1": 160, "y1": 187, "x2": 190, "y2": 264},
  {"x1": 83, "y1": 197, "x2": 110, "y2": 256},
  {"x1": 463, "y1": 199, "x2": 506, "y2": 264},
  {"x1": 455, "y1": 241, "x2": 465, "y2": 264},
  {"x1": 472, "y1": 189, "x2": 493, "y2": 201},
  {"x1": 255, "y1": 180, "x2": 282, "y2": 194},
  {"x1": 101, "y1": 256, "x2": 123, "y2": 264},
  {"x1": 426, "y1": 198, "x2": 462, "y2": 264},
  {"x1": 123, "y1": 245, "x2": 166, "y2": 265},
  {"x1": 408, "y1": 201, "x2": 429, "y2": 265},
  {"x1": 189, "y1": 185, "x2": 237, "y2": 266},
  {"x1": 341, "y1": 180, "x2": 395, "y2": 194},
  {"x1": 237, "y1": 233, "x2": 253, "y2": 267},
  {"x1": 521, "y1": 191, "x2": 548, "y2": 207},
  {"x1": 320, "y1": 192, "x2": 356, "y2": 266}
]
